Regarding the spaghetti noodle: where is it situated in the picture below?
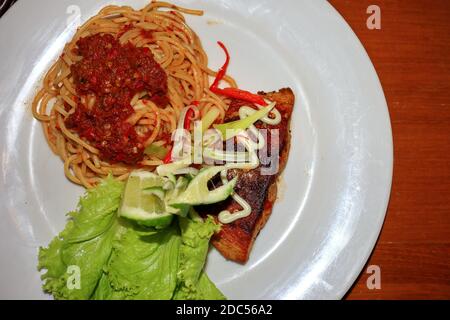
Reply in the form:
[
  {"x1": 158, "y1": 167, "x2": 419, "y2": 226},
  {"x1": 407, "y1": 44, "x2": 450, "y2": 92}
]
[{"x1": 32, "y1": 1, "x2": 236, "y2": 188}]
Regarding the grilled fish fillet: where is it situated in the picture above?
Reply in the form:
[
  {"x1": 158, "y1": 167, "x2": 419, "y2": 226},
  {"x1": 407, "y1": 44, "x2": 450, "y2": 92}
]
[{"x1": 197, "y1": 88, "x2": 295, "y2": 263}]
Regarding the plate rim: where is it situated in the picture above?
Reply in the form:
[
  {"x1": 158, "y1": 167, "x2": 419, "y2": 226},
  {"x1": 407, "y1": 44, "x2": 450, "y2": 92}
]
[{"x1": 324, "y1": 1, "x2": 393, "y2": 299}]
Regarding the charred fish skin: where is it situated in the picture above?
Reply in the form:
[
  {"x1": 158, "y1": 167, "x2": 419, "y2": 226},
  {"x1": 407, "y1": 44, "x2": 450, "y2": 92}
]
[{"x1": 198, "y1": 88, "x2": 295, "y2": 263}]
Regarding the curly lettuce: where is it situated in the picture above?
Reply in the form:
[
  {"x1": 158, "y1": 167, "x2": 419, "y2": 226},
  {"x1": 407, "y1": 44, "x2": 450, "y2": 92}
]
[
  {"x1": 173, "y1": 215, "x2": 225, "y2": 300},
  {"x1": 38, "y1": 177, "x2": 123, "y2": 299},
  {"x1": 37, "y1": 177, "x2": 225, "y2": 300}
]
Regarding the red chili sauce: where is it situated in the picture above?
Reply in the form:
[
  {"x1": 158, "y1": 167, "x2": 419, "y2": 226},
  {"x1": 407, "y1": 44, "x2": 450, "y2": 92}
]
[{"x1": 66, "y1": 34, "x2": 168, "y2": 164}]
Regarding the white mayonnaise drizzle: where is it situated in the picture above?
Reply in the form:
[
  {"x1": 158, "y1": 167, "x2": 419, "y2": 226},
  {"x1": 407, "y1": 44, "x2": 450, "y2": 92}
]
[
  {"x1": 217, "y1": 102, "x2": 281, "y2": 224},
  {"x1": 165, "y1": 102, "x2": 282, "y2": 224}
]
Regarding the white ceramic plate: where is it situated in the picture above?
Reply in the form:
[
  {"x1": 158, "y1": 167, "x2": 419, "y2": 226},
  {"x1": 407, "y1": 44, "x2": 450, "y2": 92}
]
[{"x1": 0, "y1": 0, "x2": 392, "y2": 299}]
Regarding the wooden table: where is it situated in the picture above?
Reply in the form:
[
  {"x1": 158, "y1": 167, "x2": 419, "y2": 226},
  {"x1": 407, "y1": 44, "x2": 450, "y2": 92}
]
[{"x1": 328, "y1": 0, "x2": 450, "y2": 299}]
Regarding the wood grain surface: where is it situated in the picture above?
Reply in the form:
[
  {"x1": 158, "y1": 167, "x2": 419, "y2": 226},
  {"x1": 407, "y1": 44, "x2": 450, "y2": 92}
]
[{"x1": 328, "y1": 0, "x2": 450, "y2": 299}]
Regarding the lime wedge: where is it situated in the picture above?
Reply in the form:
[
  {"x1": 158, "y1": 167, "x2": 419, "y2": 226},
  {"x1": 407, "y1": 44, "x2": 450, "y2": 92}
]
[{"x1": 119, "y1": 171, "x2": 173, "y2": 229}]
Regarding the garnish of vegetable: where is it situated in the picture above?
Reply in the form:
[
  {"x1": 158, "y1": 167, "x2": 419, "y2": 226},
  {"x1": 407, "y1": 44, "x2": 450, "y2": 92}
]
[
  {"x1": 210, "y1": 41, "x2": 230, "y2": 89},
  {"x1": 144, "y1": 143, "x2": 169, "y2": 159},
  {"x1": 210, "y1": 41, "x2": 267, "y2": 106},
  {"x1": 163, "y1": 146, "x2": 174, "y2": 164},
  {"x1": 184, "y1": 107, "x2": 195, "y2": 130},
  {"x1": 211, "y1": 87, "x2": 267, "y2": 106},
  {"x1": 201, "y1": 108, "x2": 220, "y2": 133},
  {"x1": 157, "y1": 159, "x2": 192, "y2": 177},
  {"x1": 120, "y1": 164, "x2": 237, "y2": 224},
  {"x1": 169, "y1": 166, "x2": 237, "y2": 207},
  {"x1": 213, "y1": 101, "x2": 276, "y2": 140},
  {"x1": 38, "y1": 177, "x2": 225, "y2": 300},
  {"x1": 119, "y1": 171, "x2": 173, "y2": 228}
]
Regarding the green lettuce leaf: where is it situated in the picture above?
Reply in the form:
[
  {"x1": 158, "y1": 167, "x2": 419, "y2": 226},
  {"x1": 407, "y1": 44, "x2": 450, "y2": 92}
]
[
  {"x1": 173, "y1": 215, "x2": 225, "y2": 300},
  {"x1": 196, "y1": 272, "x2": 227, "y2": 300},
  {"x1": 38, "y1": 177, "x2": 226, "y2": 300},
  {"x1": 38, "y1": 177, "x2": 124, "y2": 300},
  {"x1": 93, "y1": 224, "x2": 180, "y2": 300}
]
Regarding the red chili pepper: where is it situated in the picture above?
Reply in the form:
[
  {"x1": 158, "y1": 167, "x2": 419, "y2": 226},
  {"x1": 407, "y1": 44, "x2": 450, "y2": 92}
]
[
  {"x1": 210, "y1": 42, "x2": 267, "y2": 106},
  {"x1": 184, "y1": 107, "x2": 195, "y2": 130},
  {"x1": 211, "y1": 41, "x2": 230, "y2": 89},
  {"x1": 163, "y1": 146, "x2": 173, "y2": 164},
  {"x1": 210, "y1": 87, "x2": 267, "y2": 106}
]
